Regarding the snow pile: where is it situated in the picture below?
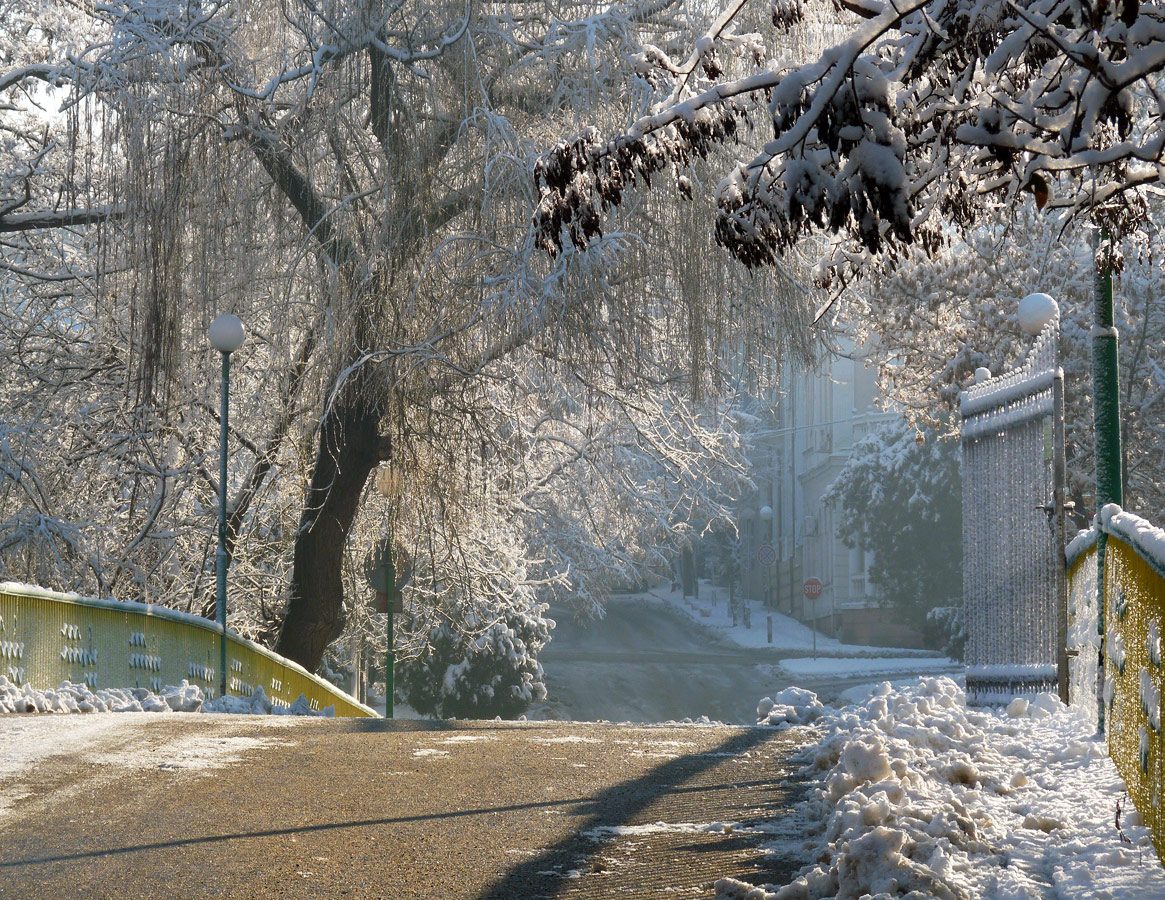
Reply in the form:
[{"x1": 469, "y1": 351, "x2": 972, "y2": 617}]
[
  {"x1": 0, "y1": 677, "x2": 331, "y2": 717},
  {"x1": 0, "y1": 676, "x2": 202, "y2": 714},
  {"x1": 757, "y1": 687, "x2": 825, "y2": 728},
  {"x1": 203, "y1": 685, "x2": 334, "y2": 717},
  {"x1": 719, "y1": 677, "x2": 1165, "y2": 900}
]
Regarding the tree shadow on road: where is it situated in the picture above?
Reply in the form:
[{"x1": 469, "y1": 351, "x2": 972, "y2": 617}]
[
  {"x1": 1, "y1": 722, "x2": 812, "y2": 900},
  {"x1": 473, "y1": 727, "x2": 810, "y2": 900}
]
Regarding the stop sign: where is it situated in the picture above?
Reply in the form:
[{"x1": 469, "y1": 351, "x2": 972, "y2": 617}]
[{"x1": 803, "y1": 577, "x2": 823, "y2": 600}]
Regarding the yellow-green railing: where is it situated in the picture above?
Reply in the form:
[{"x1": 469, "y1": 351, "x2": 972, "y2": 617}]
[
  {"x1": 1099, "y1": 530, "x2": 1165, "y2": 858},
  {"x1": 1066, "y1": 508, "x2": 1165, "y2": 863},
  {"x1": 0, "y1": 582, "x2": 375, "y2": 717}
]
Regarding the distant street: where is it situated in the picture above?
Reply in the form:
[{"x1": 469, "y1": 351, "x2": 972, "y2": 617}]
[
  {"x1": 0, "y1": 715, "x2": 808, "y2": 900},
  {"x1": 536, "y1": 596, "x2": 958, "y2": 724},
  {"x1": 536, "y1": 599, "x2": 788, "y2": 724}
]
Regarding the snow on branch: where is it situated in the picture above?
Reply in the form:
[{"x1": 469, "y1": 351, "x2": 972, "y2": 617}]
[
  {"x1": 0, "y1": 206, "x2": 128, "y2": 234},
  {"x1": 534, "y1": 0, "x2": 1165, "y2": 283}
]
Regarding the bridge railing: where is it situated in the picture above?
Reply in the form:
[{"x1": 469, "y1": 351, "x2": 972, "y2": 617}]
[
  {"x1": 0, "y1": 582, "x2": 375, "y2": 717},
  {"x1": 1067, "y1": 507, "x2": 1165, "y2": 861}
]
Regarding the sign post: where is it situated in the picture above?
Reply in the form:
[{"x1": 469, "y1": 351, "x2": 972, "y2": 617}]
[
  {"x1": 803, "y1": 578, "x2": 823, "y2": 658},
  {"x1": 365, "y1": 538, "x2": 407, "y2": 718}
]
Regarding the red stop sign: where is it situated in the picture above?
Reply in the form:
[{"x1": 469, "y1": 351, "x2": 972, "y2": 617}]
[{"x1": 803, "y1": 577, "x2": 823, "y2": 600}]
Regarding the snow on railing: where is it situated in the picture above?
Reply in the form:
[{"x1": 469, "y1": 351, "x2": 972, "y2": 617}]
[
  {"x1": 1073, "y1": 507, "x2": 1165, "y2": 863},
  {"x1": 0, "y1": 582, "x2": 376, "y2": 717}
]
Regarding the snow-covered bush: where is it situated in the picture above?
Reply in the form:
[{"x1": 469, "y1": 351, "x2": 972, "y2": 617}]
[
  {"x1": 396, "y1": 600, "x2": 553, "y2": 720},
  {"x1": 925, "y1": 604, "x2": 966, "y2": 662}
]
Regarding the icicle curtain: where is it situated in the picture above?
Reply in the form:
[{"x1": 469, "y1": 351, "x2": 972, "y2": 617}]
[{"x1": 960, "y1": 317, "x2": 1060, "y2": 704}]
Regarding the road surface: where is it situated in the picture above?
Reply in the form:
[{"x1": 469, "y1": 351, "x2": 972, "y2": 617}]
[{"x1": 0, "y1": 715, "x2": 809, "y2": 900}]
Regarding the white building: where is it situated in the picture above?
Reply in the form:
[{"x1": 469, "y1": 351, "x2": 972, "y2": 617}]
[{"x1": 739, "y1": 341, "x2": 916, "y2": 646}]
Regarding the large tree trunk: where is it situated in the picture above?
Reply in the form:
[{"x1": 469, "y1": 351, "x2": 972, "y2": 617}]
[{"x1": 275, "y1": 385, "x2": 384, "y2": 671}]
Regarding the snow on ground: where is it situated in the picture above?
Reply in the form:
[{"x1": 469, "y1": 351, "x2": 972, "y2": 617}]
[
  {"x1": 720, "y1": 677, "x2": 1165, "y2": 900},
  {"x1": 0, "y1": 711, "x2": 301, "y2": 822},
  {"x1": 778, "y1": 655, "x2": 960, "y2": 679},
  {"x1": 635, "y1": 582, "x2": 847, "y2": 652},
  {"x1": 643, "y1": 581, "x2": 938, "y2": 658},
  {"x1": 0, "y1": 676, "x2": 334, "y2": 716}
]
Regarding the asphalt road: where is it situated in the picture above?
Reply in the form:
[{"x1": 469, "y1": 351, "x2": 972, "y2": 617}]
[{"x1": 0, "y1": 716, "x2": 810, "y2": 900}]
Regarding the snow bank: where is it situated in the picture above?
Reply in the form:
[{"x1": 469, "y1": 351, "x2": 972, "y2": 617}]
[
  {"x1": 757, "y1": 687, "x2": 825, "y2": 728},
  {"x1": 0, "y1": 676, "x2": 201, "y2": 714},
  {"x1": 719, "y1": 677, "x2": 1165, "y2": 900},
  {"x1": 0, "y1": 677, "x2": 332, "y2": 717}
]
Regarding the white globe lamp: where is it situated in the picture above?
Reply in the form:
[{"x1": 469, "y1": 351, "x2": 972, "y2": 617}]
[
  {"x1": 974, "y1": 366, "x2": 992, "y2": 384},
  {"x1": 1018, "y1": 292, "x2": 1058, "y2": 336},
  {"x1": 209, "y1": 314, "x2": 246, "y2": 353}
]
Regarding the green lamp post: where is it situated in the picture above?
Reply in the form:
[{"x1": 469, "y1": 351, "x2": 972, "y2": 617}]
[
  {"x1": 209, "y1": 313, "x2": 245, "y2": 699},
  {"x1": 1092, "y1": 232, "x2": 1121, "y2": 735}
]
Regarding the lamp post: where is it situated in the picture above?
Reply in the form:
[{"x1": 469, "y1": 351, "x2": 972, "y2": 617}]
[
  {"x1": 759, "y1": 503, "x2": 774, "y2": 611},
  {"x1": 209, "y1": 314, "x2": 245, "y2": 699},
  {"x1": 759, "y1": 504, "x2": 774, "y2": 638},
  {"x1": 1092, "y1": 234, "x2": 1121, "y2": 735}
]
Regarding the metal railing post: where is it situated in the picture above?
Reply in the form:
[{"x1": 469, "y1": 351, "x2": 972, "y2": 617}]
[
  {"x1": 1053, "y1": 369, "x2": 1069, "y2": 703},
  {"x1": 1093, "y1": 231, "x2": 1122, "y2": 734}
]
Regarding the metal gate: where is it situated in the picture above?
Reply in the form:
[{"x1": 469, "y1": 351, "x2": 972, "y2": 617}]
[{"x1": 960, "y1": 312, "x2": 1067, "y2": 704}]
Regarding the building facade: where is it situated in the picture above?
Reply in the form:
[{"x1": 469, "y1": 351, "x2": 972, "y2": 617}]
[{"x1": 739, "y1": 342, "x2": 917, "y2": 646}]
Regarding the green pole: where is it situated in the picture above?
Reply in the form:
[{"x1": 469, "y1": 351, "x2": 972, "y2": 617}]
[
  {"x1": 1094, "y1": 233, "x2": 1123, "y2": 510},
  {"x1": 217, "y1": 351, "x2": 231, "y2": 700},
  {"x1": 1093, "y1": 230, "x2": 1122, "y2": 735},
  {"x1": 385, "y1": 539, "x2": 395, "y2": 719}
]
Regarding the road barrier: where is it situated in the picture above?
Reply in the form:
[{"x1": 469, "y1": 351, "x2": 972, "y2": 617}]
[
  {"x1": 1068, "y1": 507, "x2": 1165, "y2": 863},
  {"x1": 0, "y1": 582, "x2": 375, "y2": 717}
]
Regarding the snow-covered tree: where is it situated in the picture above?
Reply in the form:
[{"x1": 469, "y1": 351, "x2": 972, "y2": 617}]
[
  {"x1": 0, "y1": 0, "x2": 817, "y2": 675},
  {"x1": 849, "y1": 205, "x2": 1165, "y2": 517},
  {"x1": 824, "y1": 418, "x2": 962, "y2": 641},
  {"x1": 534, "y1": 0, "x2": 1163, "y2": 285}
]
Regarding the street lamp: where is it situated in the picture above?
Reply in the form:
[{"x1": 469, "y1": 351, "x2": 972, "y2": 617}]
[
  {"x1": 209, "y1": 314, "x2": 245, "y2": 699},
  {"x1": 759, "y1": 505, "x2": 774, "y2": 614}
]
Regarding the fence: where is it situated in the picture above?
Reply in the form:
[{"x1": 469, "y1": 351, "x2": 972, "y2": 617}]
[
  {"x1": 0, "y1": 582, "x2": 375, "y2": 717},
  {"x1": 1067, "y1": 507, "x2": 1165, "y2": 862},
  {"x1": 960, "y1": 313, "x2": 1067, "y2": 703}
]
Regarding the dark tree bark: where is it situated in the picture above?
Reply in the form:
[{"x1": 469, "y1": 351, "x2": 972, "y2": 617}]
[
  {"x1": 275, "y1": 384, "x2": 386, "y2": 670},
  {"x1": 244, "y1": 130, "x2": 386, "y2": 670}
]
